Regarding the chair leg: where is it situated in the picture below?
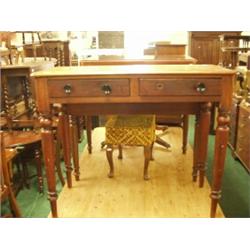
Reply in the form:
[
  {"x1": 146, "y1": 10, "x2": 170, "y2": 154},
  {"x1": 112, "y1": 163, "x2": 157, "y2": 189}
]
[
  {"x1": 118, "y1": 144, "x2": 123, "y2": 159},
  {"x1": 34, "y1": 149, "x2": 44, "y2": 193},
  {"x1": 143, "y1": 145, "x2": 151, "y2": 180},
  {"x1": 106, "y1": 144, "x2": 114, "y2": 178}
]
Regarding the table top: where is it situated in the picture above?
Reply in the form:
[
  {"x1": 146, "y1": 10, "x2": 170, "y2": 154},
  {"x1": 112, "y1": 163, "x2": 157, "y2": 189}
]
[
  {"x1": 1, "y1": 57, "x2": 57, "y2": 70},
  {"x1": 32, "y1": 64, "x2": 235, "y2": 78},
  {"x1": 80, "y1": 55, "x2": 197, "y2": 65}
]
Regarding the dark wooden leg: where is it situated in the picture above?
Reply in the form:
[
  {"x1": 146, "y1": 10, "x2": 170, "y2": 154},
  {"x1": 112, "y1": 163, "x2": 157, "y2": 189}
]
[
  {"x1": 86, "y1": 116, "x2": 92, "y2": 154},
  {"x1": 192, "y1": 114, "x2": 200, "y2": 182},
  {"x1": 209, "y1": 104, "x2": 216, "y2": 134},
  {"x1": 34, "y1": 148, "x2": 44, "y2": 193},
  {"x1": 106, "y1": 144, "x2": 114, "y2": 178},
  {"x1": 55, "y1": 139, "x2": 65, "y2": 186},
  {"x1": 210, "y1": 110, "x2": 230, "y2": 218},
  {"x1": 118, "y1": 144, "x2": 123, "y2": 159},
  {"x1": 144, "y1": 145, "x2": 151, "y2": 180},
  {"x1": 61, "y1": 113, "x2": 72, "y2": 188},
  {"x1": 182, "y1": 115, "x2": 189, "y2": 154},
  {"x1": 150, "y1": 142, "x2": 154, "y2": 161},
  {"x1": 70, "y1": 116, "x2": 80, "y2": 181},
  {"x1": 21, "y1": 159, "x2": 30, "y2": 189},
  {"x1": 197, "y1": 103, "x2": 211, "y2": 188},
  {"x1": 40, "y1": 116, "x2": 58, "y2": 218}
]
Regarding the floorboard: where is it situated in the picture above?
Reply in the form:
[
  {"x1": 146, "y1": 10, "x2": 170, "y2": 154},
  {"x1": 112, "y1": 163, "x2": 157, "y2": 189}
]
[{"x1": 51, "y1": 127, "x2": 224, "y2": 218}]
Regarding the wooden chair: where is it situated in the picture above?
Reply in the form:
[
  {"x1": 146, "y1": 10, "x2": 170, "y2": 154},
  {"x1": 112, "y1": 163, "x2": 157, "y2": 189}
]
[
  {"x1": 105, "y1": 115, "x2": 155, "y2": 180},
  {"x1": 18, "y1": 32, "x2": 46, "y2": 61},
  {"x1": 1, "y1": 75, "x2": 65, "y2": 193},
  {"x1": 0, "y1": 131, "x2": 22, "y2": 217}
]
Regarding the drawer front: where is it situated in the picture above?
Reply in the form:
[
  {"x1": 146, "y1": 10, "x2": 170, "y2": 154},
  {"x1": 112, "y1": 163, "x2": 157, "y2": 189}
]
[
  {"x1": 139, "y1": 78, "x2": 221, "y2": 96},
  {"x1": 48, "y1": 79, "x2": 130, "y2": 97}
]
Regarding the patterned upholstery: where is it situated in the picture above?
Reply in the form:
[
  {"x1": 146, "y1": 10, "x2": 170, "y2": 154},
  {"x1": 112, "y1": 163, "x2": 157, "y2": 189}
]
[{"x1": 105, "y1": 115, "x2": 156, "y2": 146}]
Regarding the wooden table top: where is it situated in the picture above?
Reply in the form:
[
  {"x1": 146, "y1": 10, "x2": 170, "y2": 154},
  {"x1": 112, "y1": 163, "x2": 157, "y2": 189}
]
[
  {"x1": 32, "y1": 64, "x2": 235, "y2": 78},
  {"x1": 1, "y1": 57, "x2": 57, "y2": 70},
  {"x1": 80, "y1": 55, "x2": 197, "y2": 65}
]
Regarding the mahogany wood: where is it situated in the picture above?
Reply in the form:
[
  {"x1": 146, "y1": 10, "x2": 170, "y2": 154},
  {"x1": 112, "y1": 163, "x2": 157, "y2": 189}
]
[{"x1": 32, "y1": 64, "x2": 235, "y2": 218}]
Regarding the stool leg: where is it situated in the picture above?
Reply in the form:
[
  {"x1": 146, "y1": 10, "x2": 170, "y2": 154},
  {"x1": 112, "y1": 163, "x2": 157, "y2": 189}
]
[
  {"x1": 106, "y1": 144, "x2": 114, "y2": 178},
  {"x1": 150, "y1": 142, "x2": 154, "y2": 161},
  {"x1": 144, "y1": 145, "x2": 151, "y2": 180},
  {"x1": 118, "y1": 144, "x2": 123, "y2": 159}
]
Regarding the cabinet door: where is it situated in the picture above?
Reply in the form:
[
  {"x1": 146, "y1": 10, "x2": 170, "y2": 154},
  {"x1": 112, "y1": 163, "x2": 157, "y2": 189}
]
[{"x1": 191, "y1": 38, "x2": 220, "y2": 64}]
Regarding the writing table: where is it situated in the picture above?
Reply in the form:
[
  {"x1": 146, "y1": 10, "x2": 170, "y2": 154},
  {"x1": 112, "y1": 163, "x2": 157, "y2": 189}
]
[{"x1": 32, "y1": 64, "x2": 235, "y2": 218}]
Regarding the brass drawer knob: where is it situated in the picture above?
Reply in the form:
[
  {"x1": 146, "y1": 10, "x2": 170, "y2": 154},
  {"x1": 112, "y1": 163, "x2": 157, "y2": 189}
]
[
  {"x1": 101, "y1": 84, "x2": 112, "y2": 95},
  {"x1": 196, "y1": 82, "x2": 206, "y2": 93},
  {"x1": 156, "y1": 82, "x2": 164, "y2": 90},
  {"x1": 64, "y1": 84, "x2": 72, "y2": 94}
]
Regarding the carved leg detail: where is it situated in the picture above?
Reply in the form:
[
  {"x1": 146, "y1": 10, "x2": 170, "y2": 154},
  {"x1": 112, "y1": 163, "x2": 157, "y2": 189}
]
[
  {"x1": 106, "y1": 144, "x2": 114, "y2": 178},
  {"x1": 210, "y1": 111, "x2": 230, "y2": 218},
  {"x1": 144, "y1": 145, "x2": 151, "y2": 180},
  {"x1": 40, "y1": 116, "x2": 58, "y2": 218}
]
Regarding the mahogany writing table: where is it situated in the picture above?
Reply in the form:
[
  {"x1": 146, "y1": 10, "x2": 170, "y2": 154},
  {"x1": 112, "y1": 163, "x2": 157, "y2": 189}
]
[{"x1": 32, "y1": 64, "x2": 235, "y2": 218}]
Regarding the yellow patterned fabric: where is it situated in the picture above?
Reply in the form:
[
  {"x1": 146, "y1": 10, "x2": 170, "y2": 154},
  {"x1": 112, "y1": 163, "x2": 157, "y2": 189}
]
[{"x1": 105, "y1": 115, "x2": 155, "y2": 146}]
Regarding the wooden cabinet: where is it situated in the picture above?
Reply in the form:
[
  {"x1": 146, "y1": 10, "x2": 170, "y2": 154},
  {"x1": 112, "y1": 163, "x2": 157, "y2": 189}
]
[
  {"x1": 235, "y1": 100, "x2": 250, "y2": 172},
  {"x1": 189, "y1": 32, "x2": 241, "y2": 64}
]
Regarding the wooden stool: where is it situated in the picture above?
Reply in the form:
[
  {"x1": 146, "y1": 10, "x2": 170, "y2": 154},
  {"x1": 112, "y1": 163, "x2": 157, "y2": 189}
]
[{"x1": 105, "y1": 115, "x2": 155, "y2": 180}]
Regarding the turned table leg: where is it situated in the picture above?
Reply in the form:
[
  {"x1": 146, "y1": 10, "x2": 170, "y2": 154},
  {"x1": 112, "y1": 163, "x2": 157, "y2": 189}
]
[
  {"x1": 40, "y1": 116, "x2": 57, "y2": 218},
  {"x1": 210, "y1": 110, "x2": 230, "y2": 218},
  {"x1": 86, "y1": 116, "x2": 92, "y2": 154},
  {"x1": 70, "y1": 116, "x2": 80, "y2": 181},
  {"x1": 197, "y1": 103, "x2": 211, "y2": 188},
  {"x1": 182, "y1": 115, "x2": 189, "y2": 154},
  {"x1": 192, "y1": 114, "x2": 200, "y2": 182},
  {"x1": 60, "y1": 113, "x2": 73, "y2": 188}
]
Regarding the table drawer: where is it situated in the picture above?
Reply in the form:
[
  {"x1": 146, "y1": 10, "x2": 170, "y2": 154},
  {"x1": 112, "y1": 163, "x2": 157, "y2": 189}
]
[
  {"x1": 48, "y1": 78, "x2": 130, "y2": 97},
  {"x1": 139, "y1": 78, "x2": 221, "y2": 96}
]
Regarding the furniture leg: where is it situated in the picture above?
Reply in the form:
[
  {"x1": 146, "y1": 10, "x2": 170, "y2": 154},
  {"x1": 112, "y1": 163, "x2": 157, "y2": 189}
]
[
  {"x1": 34, "y1": 148, "x2": 44, "y2": 193},
  {"x1": 106, "y1": 144, "x2": 114, "y2": 178},
  {"x1": 155, "y1": 135, "x2": 171, "y2": 149},
  {"x1": 143, "y1": 145, "x2": 151, "y2": 180},
  {"x1": 197, "y1": 103, "x2": 211, "y2": 188},
  {"x1": 192, "y1": 114, "x2": 200, "y2": 182},
  {"x1": 55, "y1": 138, "x2": 65, "y2": 186},
  {"x1": 182, "y1": 115, "x2": 189, "y2": 154},
  {"x1": 70, "y1": 116, "x2": 80, "y2": 181},
  {"x1": 86, "y1": 116, "x2": 92, "y2": 154},
  {"x1": 40, "y1": 116, "x2": 57, "y2": 217},
  {"x1": 118, "y1": 144, "x2": 123, "y2": 159},
  {"x1": 210, "y1": 110, "x2": 230, "y2": 218},
  {"x1": 60, "y1": 113, "x2": 73, "y2": 188}
]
